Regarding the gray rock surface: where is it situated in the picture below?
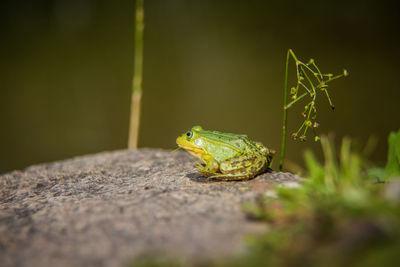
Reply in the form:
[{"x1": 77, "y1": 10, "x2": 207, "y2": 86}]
[{"x1": 0, "y1": 149, "x2": 300, "y2": 267}]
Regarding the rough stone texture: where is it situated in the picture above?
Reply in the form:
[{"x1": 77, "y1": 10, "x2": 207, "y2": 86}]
[{"x1": 0, "y1": 149, "x2": 300, "y2": 267}]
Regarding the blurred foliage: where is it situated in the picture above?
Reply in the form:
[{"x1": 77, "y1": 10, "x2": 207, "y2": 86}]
[
  {"x1": 369, "y1": 130, "x2": 400, "y2": 181},
  {"x1": 240, "y1": 131, "x2": 400, "y2": 266}
]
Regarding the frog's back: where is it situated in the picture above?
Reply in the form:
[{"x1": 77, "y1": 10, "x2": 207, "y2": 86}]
[{"x1": 199, "y1": 130, "x2": 260, "y2": 155}]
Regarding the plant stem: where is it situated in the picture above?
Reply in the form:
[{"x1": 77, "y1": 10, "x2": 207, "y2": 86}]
[
  {"x1": 278, "y1": 49, "x2": 346, "y2": 171},
  {"x1": 128, "y1": 0, "x2": 144, "y2": 149},
  {"x1": 286, "y1": 92, "x2": 308, "y2": 109},
  {"x1": 325, "y1": 73, "x2": 345, "y2": 83},
  {"x1": 279, "y1": 49, "x2": 292, "y2": 171}
]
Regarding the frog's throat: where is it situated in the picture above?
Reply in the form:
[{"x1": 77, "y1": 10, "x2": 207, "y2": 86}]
[{"x1": 179, "y1": 145, "x2": 206, "y2": 161}]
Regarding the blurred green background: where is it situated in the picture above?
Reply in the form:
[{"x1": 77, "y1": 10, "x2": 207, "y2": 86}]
[{"x1": 1, "y1": 0, "x2": 399, "y2": 173}]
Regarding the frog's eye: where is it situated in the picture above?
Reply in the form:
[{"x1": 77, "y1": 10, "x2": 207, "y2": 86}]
[{"x1": 186, "y1": 131, "x2": 193, "y2": 139}]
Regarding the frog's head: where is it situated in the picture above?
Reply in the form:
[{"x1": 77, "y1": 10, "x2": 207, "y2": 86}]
[{"x1": 176, "y1": 126, "x2": 207, "y2": 160}]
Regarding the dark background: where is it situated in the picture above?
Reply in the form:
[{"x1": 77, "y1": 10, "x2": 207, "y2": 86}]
[{"x1": 1, "y1": 0, "x2": 399, "y2": 173}]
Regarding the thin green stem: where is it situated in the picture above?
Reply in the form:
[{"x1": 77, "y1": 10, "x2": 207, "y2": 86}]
[
  {"x1": 279, "y1": 49, "x2": 291, "y2": 171},
  {"x1": 296, "y1": 120, "x2": 306, "y2": 136},
  {"x1": 311, "y1": 62, "x2": 324, "y2": 81},
  {"x1": 299, "y1": 82, "x2": 312, "y2": 95},
  {"x1": 298, "y1": 62, "x2": 321, "y2": 83},
  {"x1": 325, "y1": 73, "x2": 344, "y2": 84},
  {"x1": 303, "y1": 99, "x2": 315, "y2": 137},
  {"x1": 299, "y1": 66, "x2": 316, "y2": 96},
  {"x1": 322, "y1": 88, "x2": 334, "y2": 109},
  {"x1": 288, "y1": 49, "x2": 299, "y2": 61},
  {"x1": 286, "y1": 92, "x2": 308, "y2": 109},
  {"x1": 289, "y1": 50, "x2": 302, "y2": 87}
]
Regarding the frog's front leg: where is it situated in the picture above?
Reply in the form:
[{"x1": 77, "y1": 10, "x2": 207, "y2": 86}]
[
  {"x1": 211, "y1": 154, "x2": 266, "y2": 180},
  {"x1": 194, "y1": 157, "x2": 219, "y2": 177}
]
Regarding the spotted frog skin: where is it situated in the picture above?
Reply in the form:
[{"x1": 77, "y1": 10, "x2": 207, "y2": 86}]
[{"x1": 176, "y1": 126, "x2": 275, "y2": 180}]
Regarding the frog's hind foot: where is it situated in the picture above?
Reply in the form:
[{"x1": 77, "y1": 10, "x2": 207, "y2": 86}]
[{"x1": 208, "y1": 173, "x2": 257, "y2": 181}]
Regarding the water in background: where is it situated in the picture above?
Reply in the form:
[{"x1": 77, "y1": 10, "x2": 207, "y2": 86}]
[{"x1": 1, "y1": 0, "x2": 399, "y2": 173}]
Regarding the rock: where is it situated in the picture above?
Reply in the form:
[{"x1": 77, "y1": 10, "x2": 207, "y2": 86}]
[{"x1": 0, "y1": 149, "x2": 300, "y2": 267}]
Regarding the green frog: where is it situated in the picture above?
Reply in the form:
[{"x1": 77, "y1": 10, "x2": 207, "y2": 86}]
[{"x1": 176, "y1": 126, "x2": 275, "y2": 180}]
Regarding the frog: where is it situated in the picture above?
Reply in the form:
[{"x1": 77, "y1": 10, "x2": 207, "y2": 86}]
[{"x1": 176, "y1": 126, "x2": 275, "y2": 180}]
